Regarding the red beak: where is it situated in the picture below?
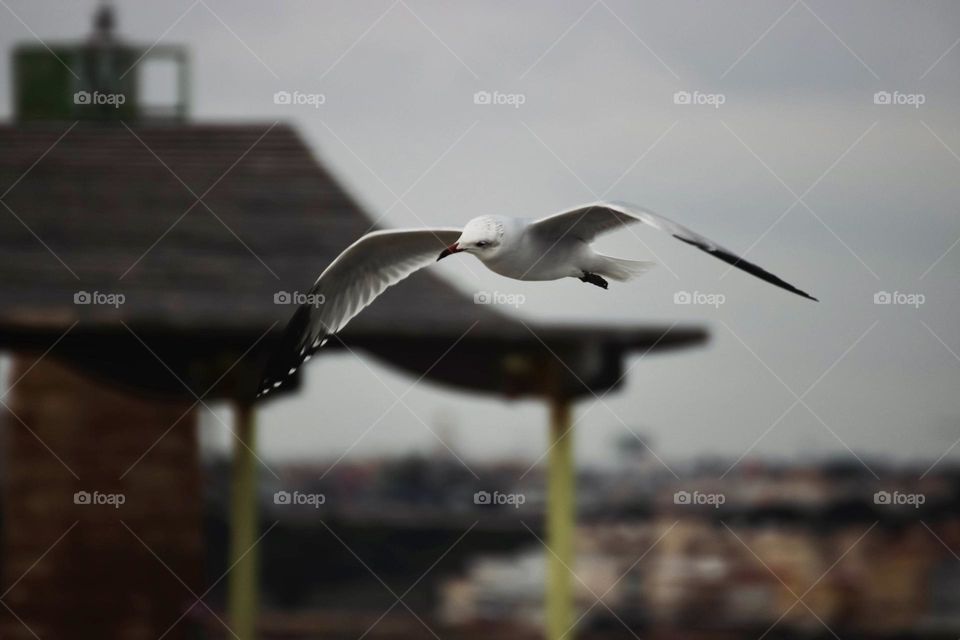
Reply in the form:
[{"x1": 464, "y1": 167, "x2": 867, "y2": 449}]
[{"x1": 437, "y1": 243, "x2": 462, "y2": 261}]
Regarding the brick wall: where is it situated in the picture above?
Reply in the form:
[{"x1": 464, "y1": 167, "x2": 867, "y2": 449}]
[{"x1": 0, "y1": 355, "x2": 203, "y2": 640}]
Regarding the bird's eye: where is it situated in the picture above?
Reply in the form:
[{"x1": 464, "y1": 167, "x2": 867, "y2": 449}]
[{"x1": 476, "y1": 241, "x2": 489, "y2": 248}]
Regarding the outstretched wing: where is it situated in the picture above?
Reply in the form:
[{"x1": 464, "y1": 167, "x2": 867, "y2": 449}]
[
  {"x1": 257, "y1": 228, "x2": 462, "y2": 398},
  {"x1": 529, "y1": 201, "x2": 817, "y2": 301}
]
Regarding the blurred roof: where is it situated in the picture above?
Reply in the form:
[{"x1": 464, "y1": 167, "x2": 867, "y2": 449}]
[{"x1": 0, "y1": 122, "x2": 707, "y2": 399}]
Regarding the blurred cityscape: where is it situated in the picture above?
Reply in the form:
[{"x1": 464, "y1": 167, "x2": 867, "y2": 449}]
[
  {"x1": 2, "y1": 3, "x2": 960, "y2": 639},
  {"x1": 200, "y1": 435, "x2": 960, "y2": 639}
]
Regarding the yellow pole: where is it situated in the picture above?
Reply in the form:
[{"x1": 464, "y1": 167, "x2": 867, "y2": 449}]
[
  {"x1": 229, "y1": 403, "x2": 258, "y2": 639},
  {"x1": 547, "y1": 396, "x2": 574, "y2": 640}
]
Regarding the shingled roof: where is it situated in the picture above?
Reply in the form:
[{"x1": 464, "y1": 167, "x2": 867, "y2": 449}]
[{"x1": 0, "y1": 122, "x2": 707, "y2": 399}]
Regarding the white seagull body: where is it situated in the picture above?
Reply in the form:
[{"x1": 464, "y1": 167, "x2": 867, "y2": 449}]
[{"x1": 257, "y1": 202, "x2": 816, "y2": 397}]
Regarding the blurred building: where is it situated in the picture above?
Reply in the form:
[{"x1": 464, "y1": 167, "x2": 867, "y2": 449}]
[
  {"x1": 0, "y1": 6, "x2": 709, "y2": 639},
  {"x1": 440, "y1": 549, "x2": 619, "y2": 630},
  {"x1": 437, "y1": 463, "x2": 960, "y2": 638}
]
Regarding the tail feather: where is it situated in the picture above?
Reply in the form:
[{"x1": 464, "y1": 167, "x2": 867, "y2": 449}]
[{"x1": 594, "y1": 255, "x2": 656, "y2": 282}]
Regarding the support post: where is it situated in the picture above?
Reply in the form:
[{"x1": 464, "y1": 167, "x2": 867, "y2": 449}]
[
  {"x1": 546, "y1": 395, "x2": 575, "y2": 640},
  {"x1": 228, "y1": 403, "x2": 259, "y2": 639}
]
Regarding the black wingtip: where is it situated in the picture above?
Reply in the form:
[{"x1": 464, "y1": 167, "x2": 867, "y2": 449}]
[
  {"x1": 791, "y1": 286, "x2": 818, "y2": 302},
  {"x1": 790, "y1": 287, "x2": 819, "y2": 303},
  {"x1": 255, "y1": 305, "x2": 317, "y2": 401},
  {"x1": 671, "y1": 235, "x2": 817, "y2": 303},
  {"x1": 255, "y1": 335, "x2": 333, "y2": 402},
  {"x1": 778, "y1": 286, "x2": 818, "y2": 302}
]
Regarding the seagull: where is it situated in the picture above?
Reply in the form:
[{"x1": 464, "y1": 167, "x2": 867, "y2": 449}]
[{"x1": 257, "y1": 201, "x2": 816, "y2": 398}]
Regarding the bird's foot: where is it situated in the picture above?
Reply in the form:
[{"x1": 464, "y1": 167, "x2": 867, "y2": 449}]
[{"x1": 579, "y1": 273, "x2": 609, "y2": 289}]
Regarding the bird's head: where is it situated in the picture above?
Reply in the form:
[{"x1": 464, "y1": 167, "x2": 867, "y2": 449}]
[{"x1": 438, "y1": 216, "x2": 506, "y2": 261}]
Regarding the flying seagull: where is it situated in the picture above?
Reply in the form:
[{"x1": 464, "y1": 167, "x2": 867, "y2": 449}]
[{"x1": 257, "y1": 201, "x2": 816, "y2": 398}]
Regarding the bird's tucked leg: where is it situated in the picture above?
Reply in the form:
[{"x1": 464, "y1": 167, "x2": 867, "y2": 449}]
[{"x1": 579, "y1": 272, "x2": 609, "y2": 289}]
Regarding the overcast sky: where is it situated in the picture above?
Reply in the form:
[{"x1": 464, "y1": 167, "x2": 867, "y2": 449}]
[{"x1": 2, "y1": 0, "x2": 959, "y2": 474}]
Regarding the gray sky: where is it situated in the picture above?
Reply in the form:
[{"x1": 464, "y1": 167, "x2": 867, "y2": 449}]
[{"x1": 2, "y1": 0, "x2": 959, "y2": 472}]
